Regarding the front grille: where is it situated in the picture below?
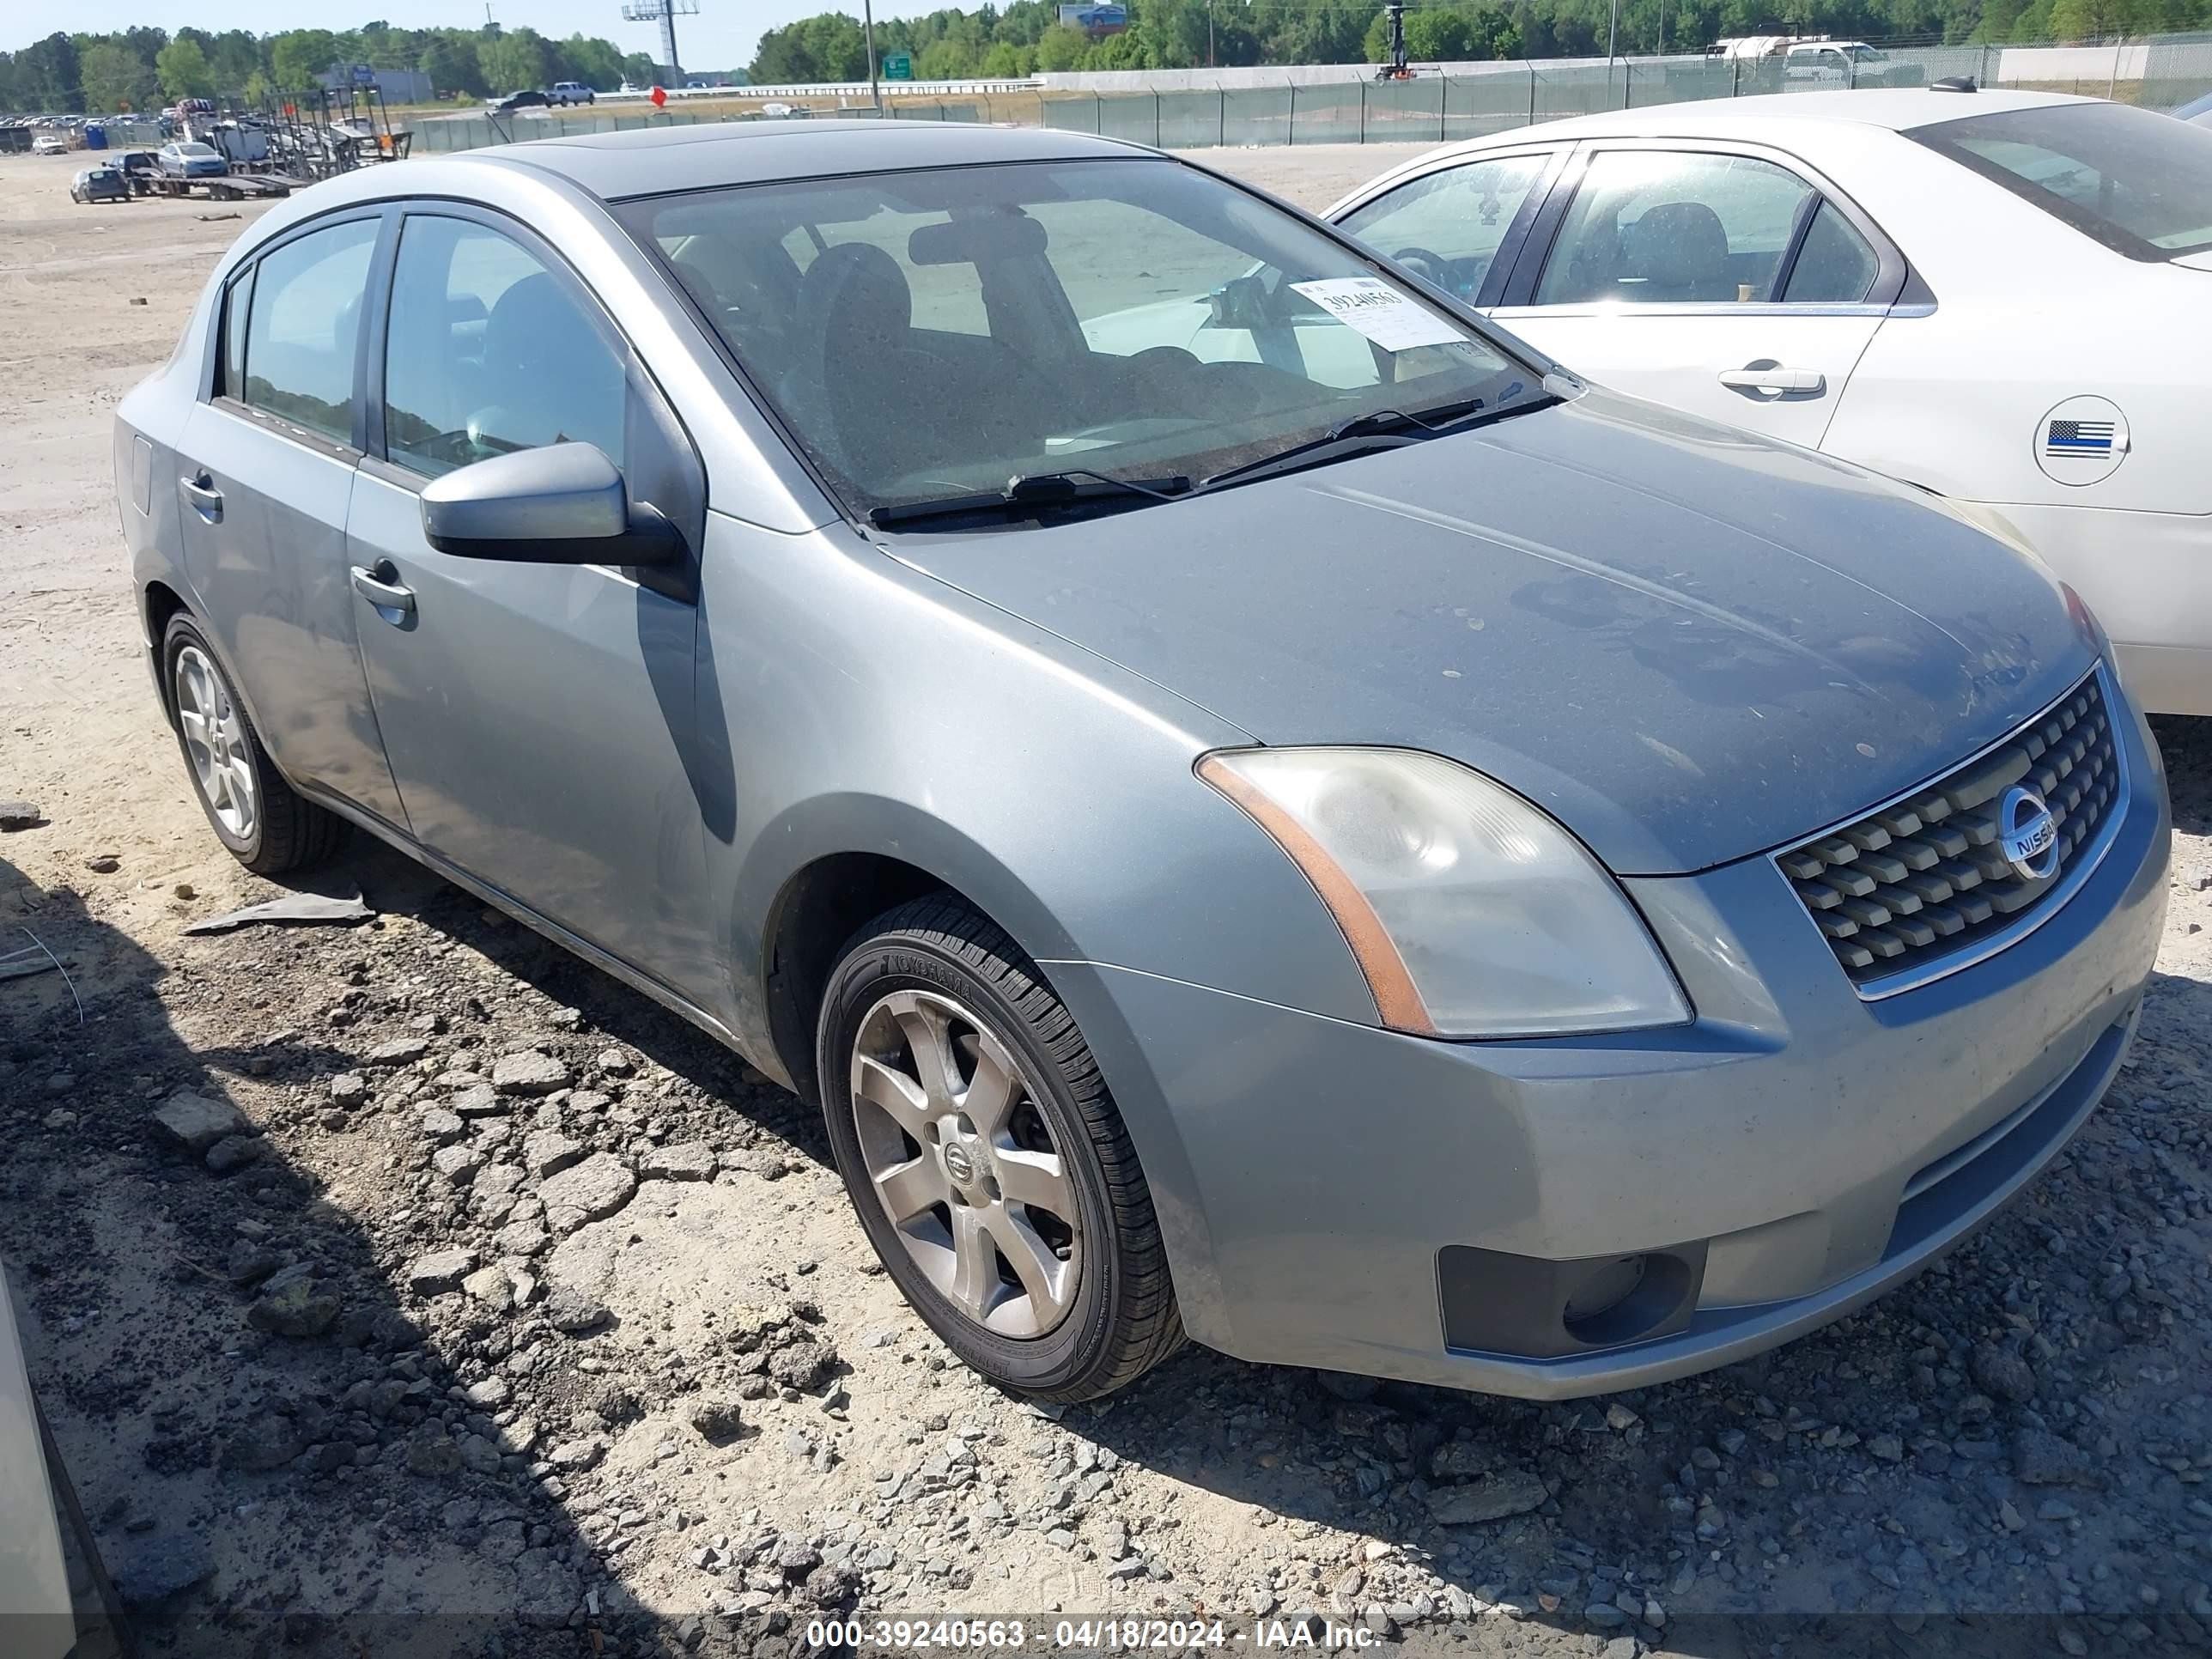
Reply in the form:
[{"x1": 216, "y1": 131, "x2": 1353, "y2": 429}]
[{"x1": 1776, "y1": 667, "x2": 2124, "y2": 994}]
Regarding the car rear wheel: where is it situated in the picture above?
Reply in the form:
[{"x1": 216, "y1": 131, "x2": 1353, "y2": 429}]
[
  {"x1": 817, "y1": 897, "x2": 1182, "y2": 1401},
  {"x1": 161, "y1": 614, "x2": 346, "y2": 875}
]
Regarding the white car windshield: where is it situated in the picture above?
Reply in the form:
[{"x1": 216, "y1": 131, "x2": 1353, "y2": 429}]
[
  {"x1": 619, "y1": 158, "x2": 1541, "y2": 524},
  {"x1": 1913, "y1": 100, "x2": 2212, "y2": 261},
  {"x1": 178, "y1": 143, "x2": 216, "y2": 157}
]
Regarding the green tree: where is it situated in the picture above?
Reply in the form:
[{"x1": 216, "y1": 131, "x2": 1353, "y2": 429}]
[
  {"x1": 918, "y1": 38, "x2": 981, "y2": 76},
  {"x1": 79, "y1": 40, "x2": 160, "y2": 111},
  {"x1": 479, "y1": 28, "x2": 550, "y2": 94},
  {"x1": 1405, "y1": 10, "x2": 1477, "y2": 55},
  {"x1": 270, "y1": 29, "x2": 344, "y2": 88},
  {"x1": 419, "y1": 33, "x2": 485, "y2": 97},
  {"x1": 2046, "y1": 0, "x2": 2124, "y2": 31},
  {"x1": 155, "y1": 36, "x2": 215, "y2": 100},
  {"x1": 15, "y1": 32, "x2": 83, "y2": 110},
  {"x1": 205, "y1": 30, "x2": 265, "y2": 91},
  {"x1": 556, "y1": 33, "x2": 625, "y2": 89},
  {"x1": 621, "y1": 52, "x2": 659, "y2": 84},
  {"x1": 1034, "y1": 22, "x2": 1094, "y2": 68}
]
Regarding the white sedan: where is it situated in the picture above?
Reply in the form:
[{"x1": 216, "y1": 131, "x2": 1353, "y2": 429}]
[{"x1": 1328, "y1": 90, "x2": 2212, "y2": 714}]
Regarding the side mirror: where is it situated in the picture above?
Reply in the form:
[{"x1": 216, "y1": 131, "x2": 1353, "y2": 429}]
[{"x1": 419, "y1": 443, "x2": 683, "y2": 566}]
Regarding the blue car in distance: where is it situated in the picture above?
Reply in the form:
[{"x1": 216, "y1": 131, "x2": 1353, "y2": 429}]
[{"x1": 156, "y1": 140, "x2": 227, "y2": 180}]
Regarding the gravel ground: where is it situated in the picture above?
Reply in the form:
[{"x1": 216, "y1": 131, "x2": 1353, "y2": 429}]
[{"x1": 4, "y1": 146, "x2": 2212, "y2": 1659}]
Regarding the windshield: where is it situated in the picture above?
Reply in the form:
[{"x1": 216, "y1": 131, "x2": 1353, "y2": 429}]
[
  {"x1": 178, "y1": 143, "x2": 216, "y2": 157},
  {"x1": 618, "y1": 158, "x2": 1536, "y2": 523},
  {"x1": 1911, "y1": 100, "x2": 2212, "y2": 261}
]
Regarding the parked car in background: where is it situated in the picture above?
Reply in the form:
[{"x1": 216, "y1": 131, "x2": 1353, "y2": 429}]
[
  {"x1": 69, "y1": 166, "x2": 130, "y2": 204},
  {"x1": 1332, "y1": 89, "x2": 2212, "y2": 715},
  {"x1": 550, "y1": 81, "x2": 597, "y2": 106},
  {"x1": 1784, "y1": 41, "x2": 1923, "y2": 88},
  {"x1": 157, "y1": 139, "x2": 228, "y2": 179},
  {"x1": 116, "y1": 149, "x2": 164, "y2": 192},
  {"x1": 117, "y1": 121, "x2": 2166, "y2": 1405},
  {"x1": 31, "y1": 133, "x2": 67, "y2": 156}
]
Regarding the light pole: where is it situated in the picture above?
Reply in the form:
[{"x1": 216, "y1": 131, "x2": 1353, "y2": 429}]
[
  {"x1": 864, "y1": 0, "x2": 882, "y2": 112},
  {"x1": 1606, "y1": 0, "x2": 1620, "y2": 106}
]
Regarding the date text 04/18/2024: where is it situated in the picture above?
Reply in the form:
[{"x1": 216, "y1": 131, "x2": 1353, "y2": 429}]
[{"x1": 801, "y1": 1619, "x2": 1386, "y2": 1650}]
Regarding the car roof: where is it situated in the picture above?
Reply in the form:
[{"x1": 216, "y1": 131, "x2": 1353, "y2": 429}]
[
  {"x1": 475, "y1": 118, "x2": 1154, "y2": 201},
  {"x1": 1432, "y1": 87, "x2": 2090, "y2": 149}
]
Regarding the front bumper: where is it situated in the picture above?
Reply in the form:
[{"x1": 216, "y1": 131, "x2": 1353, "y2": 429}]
[{"x1": 1055, "y1": 689, "x2": 2170, "y2": 1399}]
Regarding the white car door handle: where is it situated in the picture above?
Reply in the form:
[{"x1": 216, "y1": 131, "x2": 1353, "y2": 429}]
[{"x1": 1718, "y1": 366, "x2": 1827, "y2": 395}]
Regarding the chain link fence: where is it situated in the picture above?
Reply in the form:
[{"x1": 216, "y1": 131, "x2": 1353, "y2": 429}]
[{"x1": 404, "y1": 32, "x2": 2212, "y2": 159}]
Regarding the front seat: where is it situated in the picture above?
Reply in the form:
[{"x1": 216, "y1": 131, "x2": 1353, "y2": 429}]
[
  {"x1": 468, "y1": 272, "x2": 626, "y2": 462},
  {"x1": 1626, "y1": 202, "x2": 1734, "y2": 302},
  {"x1": 793, "y1": 243, "x2": 942, "y2": 480}
]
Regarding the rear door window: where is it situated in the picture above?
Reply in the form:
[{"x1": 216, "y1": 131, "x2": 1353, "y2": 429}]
[
  {"x1": 240, "y1": 218, "x2": 378, "y2": 444},
  {"x1": 1534, "y1": 150, "x2": 1817, "y2": 306}
]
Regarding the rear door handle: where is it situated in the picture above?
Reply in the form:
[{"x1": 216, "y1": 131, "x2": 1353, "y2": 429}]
[
  {"x1": 349, "y1": 561, "x2": 416, "y2": 618},
  {"x1": 1718, "y1": 365, "x2": 1827, "y2": 395},
  {"x1": 179, "y1": 471, "x2": 223, "y2": 521}
]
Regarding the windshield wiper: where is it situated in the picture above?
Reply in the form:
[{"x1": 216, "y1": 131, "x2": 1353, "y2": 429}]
[
  {"x1": 868, "y1": 469, "x2": 1192, "y2": 531},
  {"x1": 1195, "y1": 390, "x2": 1555, "y2": 493}
]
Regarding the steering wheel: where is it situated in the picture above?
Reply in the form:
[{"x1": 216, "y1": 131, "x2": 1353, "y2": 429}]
[{"x1": 1390, "y1": 246, "x2": 1455, "y2": 289}]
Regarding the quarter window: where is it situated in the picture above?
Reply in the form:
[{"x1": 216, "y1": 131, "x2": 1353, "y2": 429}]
[
  {"x1": 1782, "y1": 201, "x2": 1880, "y2": 303},
  {"x1": 1339, "y1": 153, "x2": 1553, "y2": 304},
  {"x1": 240, "y1": 218, "x2": 379, "y2": 442},
  {"x1": 382, "y1": 216, "x2": 628, "y2": 479},
  {"x1": 1535, "y1": 151, "x2": 1817, "y2": 307}
]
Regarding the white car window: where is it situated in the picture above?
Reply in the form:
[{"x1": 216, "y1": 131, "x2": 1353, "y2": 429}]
[
  {"x1": 1534, "y1": 150, "x2": 1817, "y2": 307},
  {"x1": 1912, "y1": 101, "x2": 2212, "y2": 263},
  {"x1": 1338, "y1": 153, "x2": 1553, "y2": 305},
  {"x1": 1781, "y1": 202, "x2": 1880, "y2": 304}
]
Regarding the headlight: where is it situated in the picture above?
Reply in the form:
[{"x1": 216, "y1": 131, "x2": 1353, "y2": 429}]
[{"x1": 1199, "y1": 747, "x2": 1690, "y2": 1039}]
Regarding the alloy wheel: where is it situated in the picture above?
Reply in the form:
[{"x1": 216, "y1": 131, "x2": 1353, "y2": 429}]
[
  {"x1": 848, "y1": 988, "x2": 1081, "y2": 1339},
  {"x1": 173, "y1": 644, "x2": 257, "y2": 842}
]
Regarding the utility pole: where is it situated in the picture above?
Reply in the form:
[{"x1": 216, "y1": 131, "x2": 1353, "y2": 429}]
[
  {"x1": 864, "y1": 0, "x2": 882, "y2": 111},
  {"x1": 1208, "y1": 0, "x2": 1216, "y2": 69},
  {"x1": 1606, "y1": 0, "x2": 1620, "y2": 105}
]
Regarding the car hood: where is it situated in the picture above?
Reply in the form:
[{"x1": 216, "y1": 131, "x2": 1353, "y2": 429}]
[{"x1": 891, "y1": 390, "x2": 2095, "y2": 875}]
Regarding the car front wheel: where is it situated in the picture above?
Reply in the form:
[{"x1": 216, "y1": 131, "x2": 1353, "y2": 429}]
[
  {"x1": 161, "y1": 613, "x2": 346, "y2": 875},
  {"x1": 817, "y1": 897, "x2": 1183, "y2": 1401}
]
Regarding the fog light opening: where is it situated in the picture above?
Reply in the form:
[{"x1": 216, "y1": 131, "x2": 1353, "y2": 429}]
[
  {"x1": 1563, "y1": 1255, "x2": 1647, "y2": 1325},
  {"x1": 1560, "y1": 1250, "x2": 1694, "y2": 1348}
]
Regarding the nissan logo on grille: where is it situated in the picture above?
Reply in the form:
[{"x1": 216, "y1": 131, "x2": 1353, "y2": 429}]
[{"x1": 1999, "y1": 785, "x2": 2061, "y2": 882}]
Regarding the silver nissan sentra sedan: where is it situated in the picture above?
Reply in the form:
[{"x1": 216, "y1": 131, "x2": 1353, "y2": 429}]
[{"x1": 115, "y1": 121, "x2": 2169, "y2": 1403}]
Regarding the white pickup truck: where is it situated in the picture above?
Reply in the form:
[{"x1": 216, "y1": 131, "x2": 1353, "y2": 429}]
[{"x1": 549, "y1": 81, "x2": 597, "y2": 106}]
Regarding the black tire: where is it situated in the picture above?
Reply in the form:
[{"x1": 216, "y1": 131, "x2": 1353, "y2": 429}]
[
  {"x1": 817, "y1": 896, "x2": 1183, "y2": 1402},
  {"x1": 161, "y1": 612, "x2": 346, "y2": 876}
]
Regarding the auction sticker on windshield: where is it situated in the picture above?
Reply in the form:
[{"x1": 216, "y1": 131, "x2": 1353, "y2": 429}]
[{"x1": 1289, "y1": 277, "x2": 1465, "y2": 351}]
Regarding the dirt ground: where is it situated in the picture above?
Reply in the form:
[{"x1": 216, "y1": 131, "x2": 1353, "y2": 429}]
[{"x1": 5, "y1": 143, "x2": 2212, "y2": 1659}]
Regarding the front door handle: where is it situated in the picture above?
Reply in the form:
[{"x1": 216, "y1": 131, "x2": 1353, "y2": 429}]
[
  {"x1": 179, "y1": 471, "x2": 223, "y2": 522},
  {"x1": 349, "y1": 561, "x2": 416, "y2": 618},
  {"x1": 1718, "y1": 364, "x2": 1827, "y2": 396}
]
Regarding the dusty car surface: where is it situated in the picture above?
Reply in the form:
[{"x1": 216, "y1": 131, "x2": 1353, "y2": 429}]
[{"x1": 114, "y1": 121, "x2": 2170, "y2": 1402}]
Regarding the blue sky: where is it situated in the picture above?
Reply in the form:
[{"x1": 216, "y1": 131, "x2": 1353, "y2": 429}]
[{"x1": 1, "y1": 3, "x2": 943, "y2": 71}]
